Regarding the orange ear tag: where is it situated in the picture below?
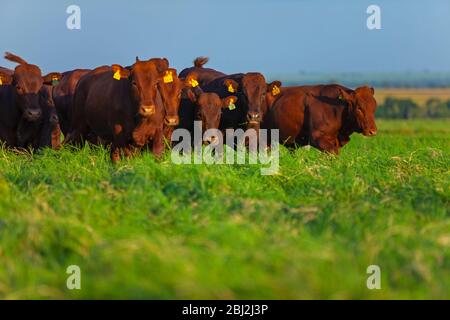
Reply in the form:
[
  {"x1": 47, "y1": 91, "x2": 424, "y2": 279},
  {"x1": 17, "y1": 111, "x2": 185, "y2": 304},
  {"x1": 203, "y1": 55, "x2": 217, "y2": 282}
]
[
  {"x1": 163, "y1": 71, "x2": 174, "y2": 83},
  {"x1": 189, "y1": 78, "x2": 199, "y2": 88},
  {"x1": 113, "y1": 70, "x2": 121, "y2": 81},
  {"x1": 0, "y1": 77, "x2": 3, "y2": 86},
  {"x1": 272, "y1": 85, "x2": 281, "y2": 96},
  {"x1": 227, "y1": 84, "x2": 235, "y2": 93}
]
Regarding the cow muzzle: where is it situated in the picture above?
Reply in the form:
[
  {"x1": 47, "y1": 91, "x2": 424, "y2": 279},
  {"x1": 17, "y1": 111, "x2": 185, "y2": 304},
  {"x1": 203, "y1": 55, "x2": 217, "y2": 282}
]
[
  {"x1": 204, "y1": 135, "x2": 218, "y2": 145},
  {"x1": 247, "y1": 112, "x2": 261, "y2": 124},
  {"x1": 50, "y1": 114, "x2": 59, "y2": 125},
  {"x1": 164, "y1": 116, "x2": 179, "y2": 126},
  {"x1": 140, "y1": 105, "x2": 156, "y2": 117},
  {"x1": 24, "y1": 109, "x2": 42, "y2": 121}
]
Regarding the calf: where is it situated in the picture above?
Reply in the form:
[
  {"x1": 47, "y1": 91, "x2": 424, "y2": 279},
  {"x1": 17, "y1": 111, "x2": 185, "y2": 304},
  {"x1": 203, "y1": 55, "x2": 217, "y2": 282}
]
[
  {"x1": 66, "y1": 59, "x2": 169, "y2": 162},
  {"x1": 180, "y1": 57, "x2": 279, "y2": 133},
  {"x1": 266, "y1": 85, "x2": 377, "y2": 154},
  {"x1": 0, "y1": 53, "x2": 61, "y2": 149}
]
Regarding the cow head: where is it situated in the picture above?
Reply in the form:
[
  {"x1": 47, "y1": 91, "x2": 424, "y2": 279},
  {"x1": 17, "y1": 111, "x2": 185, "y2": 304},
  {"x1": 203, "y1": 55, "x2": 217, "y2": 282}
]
[
  {"x1": 3, "y1": 52, "x2": 61, "y2": 122},
  {"x1": 231, "y1": 73, "x2": 267, "y2": 125},
  {"x1": 157, "y1": 68, "x2": 185, "y2": 127},
  {"x1": 188, "y1": 87, "x2": 237, "y2": 133},
  {"x1": 339, "y1": 86, "x2": 377, "y2": 136},
  {"x1": 112, "y1": 58, "x2": 169, "y2": 117}
]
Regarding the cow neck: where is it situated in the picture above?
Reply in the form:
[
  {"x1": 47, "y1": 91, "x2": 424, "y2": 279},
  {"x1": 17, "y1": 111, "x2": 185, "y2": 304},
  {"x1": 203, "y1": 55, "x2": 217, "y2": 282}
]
[{"x1": 340, "y1": 103, "x2": 356, "y2": 137}]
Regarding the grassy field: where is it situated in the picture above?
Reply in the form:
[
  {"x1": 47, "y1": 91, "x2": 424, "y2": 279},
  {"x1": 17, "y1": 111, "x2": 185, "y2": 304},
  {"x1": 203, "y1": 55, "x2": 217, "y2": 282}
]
[
  {"x1": 375, "y1": 88, "x2": 450, "y2": 105},
  {"x1": 0, "y1": 119, "x2": 449, "y2": 299}
]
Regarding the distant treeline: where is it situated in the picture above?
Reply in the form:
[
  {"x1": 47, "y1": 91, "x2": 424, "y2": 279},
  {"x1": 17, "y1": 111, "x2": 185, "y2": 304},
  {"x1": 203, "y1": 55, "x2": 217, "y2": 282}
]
[
  {"x1": 376, "y1": 97, "x2": 450, "y2": 119},
  {"x1": 276, "y1": 72, "x2": 450, "y2": 89}
]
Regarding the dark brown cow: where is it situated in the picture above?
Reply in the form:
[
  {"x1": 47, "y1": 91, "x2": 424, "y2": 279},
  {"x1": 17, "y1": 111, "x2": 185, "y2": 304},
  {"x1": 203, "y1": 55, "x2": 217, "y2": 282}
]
[
  {"x1": 52, "y1": 69, "x2": 91, "y2": 135},
  {"x1": 265, "y1": 85, "x2": 377, "y2": 154},
  {"x1": 179, "y1": 57, "x2": 279, "y2": 133},
  {"x1": 169, "y1": 72, "x2": 238, "y2": 143},
  {"x1": 185, "y1": 85, "x2": 237, "y2": 142},
  {"x1": 65, "y1": 59, "x2": 169, "y2": 162},
  {"x1": 178, "y1": 57, "x2": 226, "y2": 87},
  {"x1": 0, "y1": 53, "x2": 61, "y2": 149},
  {"x1": 15, "y1": 84, "x2": 61, "y2": 149}
]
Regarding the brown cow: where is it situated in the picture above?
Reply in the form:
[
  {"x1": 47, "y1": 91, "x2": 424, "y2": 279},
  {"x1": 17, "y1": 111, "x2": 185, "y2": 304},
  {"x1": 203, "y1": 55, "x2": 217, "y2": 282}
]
[
  {"x1": 179, "y1": 57, "x2": 279, "y2": 133},
  {"x1": 65, "y1": 59, "x2": 169, "y2": 162},
  {"x1": 178, "y1": 57, "x2": 226, "y2": 87},
  {"x1": 52, "y1": 69, "x2": 91, "y2": 135},
  {"x1": 185, "y1": 86, "x2": 237, "y2": 142},
  {"x1": 266, "y1": 85, "x2": 377, "y2": 154},
  {"x1": 15, "y1": 83, "x2": 61, "y2": 149},
  {"x1": 0, "y1": 53, "x2": 61, "y2": 149}
]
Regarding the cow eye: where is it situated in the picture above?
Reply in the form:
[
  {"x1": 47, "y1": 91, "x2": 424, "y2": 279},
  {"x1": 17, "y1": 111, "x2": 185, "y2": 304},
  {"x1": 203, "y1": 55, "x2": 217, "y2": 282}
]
[{"x1": 131, "y1": 81, "x2": 137, "y2": 87}]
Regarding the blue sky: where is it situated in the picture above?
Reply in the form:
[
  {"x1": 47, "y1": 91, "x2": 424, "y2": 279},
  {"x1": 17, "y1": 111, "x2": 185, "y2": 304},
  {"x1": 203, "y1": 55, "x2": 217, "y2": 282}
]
[{"x1": 0, "y1": 0, "x2": 449, "y2": 76}]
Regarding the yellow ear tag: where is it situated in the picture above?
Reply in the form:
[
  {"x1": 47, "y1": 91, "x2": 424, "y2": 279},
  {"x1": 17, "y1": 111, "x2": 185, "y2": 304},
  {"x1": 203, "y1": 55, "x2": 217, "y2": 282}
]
[
  {"x1": 338, "y1": 94, "x2": 343, "y2": 100},
  {"x1": 189, "y1": 78, "x2": 199, "y2": 88},
  {"x1": 113, "y1": 70, "x2": 121, "y2": 81},
  {"x1": 0, "y1": 77, "x2": 3, "y2": 86},
  {"x1": 163, "y1": 71, "x2": 174, "y2": 83},
  {"x1": 227, "y1": 84, "x2": 235, "y2": 93},
  {"x1": 228, "y1": 99, "x2": 236, "y2": 110},
  {"x1": 51, "y1": 76, "x2": 59, "y2": 86},
  {"x1": 272, "y1": 85, "x2": 281, "y2": 96}
]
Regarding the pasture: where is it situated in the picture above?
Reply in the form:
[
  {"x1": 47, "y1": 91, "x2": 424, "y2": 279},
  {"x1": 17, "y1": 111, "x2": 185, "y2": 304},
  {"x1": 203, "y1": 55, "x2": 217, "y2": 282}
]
[
  {"x1": 0, "y1": 119, "x2": 448, "y2": 299},
  {"x1": 375, "y1": 87, "x2": 450, "y2": 106}
]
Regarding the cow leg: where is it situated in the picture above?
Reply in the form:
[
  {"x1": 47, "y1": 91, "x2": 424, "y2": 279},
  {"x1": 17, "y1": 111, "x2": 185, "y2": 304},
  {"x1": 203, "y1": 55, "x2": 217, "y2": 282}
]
[
  {"x1": 110, "y1": 144, "x2": 120, "y2": 163},
  {"x1": 64, "y1": 126, "x2": 88, "y2": 147},
  {"x1": 152, "y1": 128, "x2": 165, "y2": 159},
  {"x1": 311, "y1": 132, "x2": 340, "y2": 155}
]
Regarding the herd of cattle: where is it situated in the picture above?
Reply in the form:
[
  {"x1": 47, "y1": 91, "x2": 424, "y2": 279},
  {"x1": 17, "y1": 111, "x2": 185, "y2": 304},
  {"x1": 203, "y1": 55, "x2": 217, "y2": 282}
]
[{"x1": 0, "y1": 53, "x2": 378, "y2": 162}]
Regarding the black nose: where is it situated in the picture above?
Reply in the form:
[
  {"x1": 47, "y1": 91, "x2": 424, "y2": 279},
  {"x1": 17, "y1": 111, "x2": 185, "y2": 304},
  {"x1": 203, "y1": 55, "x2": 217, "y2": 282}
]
[
  {"x1": 247, "y1": 112, "x2": 260, "y2": 122},
  {"x1": 25, "y1": 109, "x2": 42, "y2": 121}
]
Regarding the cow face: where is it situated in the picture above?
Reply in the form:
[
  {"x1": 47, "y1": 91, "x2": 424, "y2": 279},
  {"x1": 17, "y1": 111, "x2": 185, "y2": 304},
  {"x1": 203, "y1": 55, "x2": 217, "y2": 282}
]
[
  {"x1": 157, "y1": 68, "x2": 184, "y2": 127},
  {"x1": 188, "y1": 89, "x2": 237, "y2": 132},
  {"x1": 2, "y1": 53, "x2": 62, "y2": 122},
  {"x1": 113, "y1": 59, "x2": 168, "y2": 117},
  {"x1": 340, "y1": 87, "x2": 378, "y2": 136},
  {"x1": 238, "y1": 73, "x2": 267, "y2": 125}
]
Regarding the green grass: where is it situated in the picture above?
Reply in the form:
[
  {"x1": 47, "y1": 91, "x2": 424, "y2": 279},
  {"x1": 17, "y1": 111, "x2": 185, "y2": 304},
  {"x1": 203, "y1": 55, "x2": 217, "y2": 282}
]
[{"x1": 0, "y1": 119, "x2": 449, "y2": 299}]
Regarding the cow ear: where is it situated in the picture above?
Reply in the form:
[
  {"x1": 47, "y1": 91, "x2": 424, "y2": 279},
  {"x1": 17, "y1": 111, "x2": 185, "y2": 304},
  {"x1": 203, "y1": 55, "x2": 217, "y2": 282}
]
[
  {"x1": 267, "y1": 81, "x2": 282, "y2": 96},
  {"x1": 370, "y1": 87, "x2": 375, "y2": 95},
  {"x1": 111, "y1": 64, "x2": 130, "y2": 80},
  {"x1": 185, "y1": 72, "x2": 200, "y2": 88},
  {"x1": 222, "y1": 95, "x2": 237, "y2": 109},
  {"x1": 224, "y1": 79, "x2": 238, "y2": 93},
  {"x1": 155, "y1": 58, "x2": 169, "y2": 74},
  {"x1": 136, "y1": 56, "x2": 140, "y2": 62},
  {"x1": 338, "y1": 89, "x2": 354, "y2": 106},
  {"x1": 0, "y1": 72, "x2": 13, "y2": 86},
  {"x1": 43, "y1": 72, "x2": 62, "y2": 86}
]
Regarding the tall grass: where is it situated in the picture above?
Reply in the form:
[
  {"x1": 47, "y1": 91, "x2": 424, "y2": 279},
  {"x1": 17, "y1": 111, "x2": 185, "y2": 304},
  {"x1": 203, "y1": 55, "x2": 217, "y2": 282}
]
[{"x1": 0, "y1": 120, "x2": 448, "y2": 299}]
